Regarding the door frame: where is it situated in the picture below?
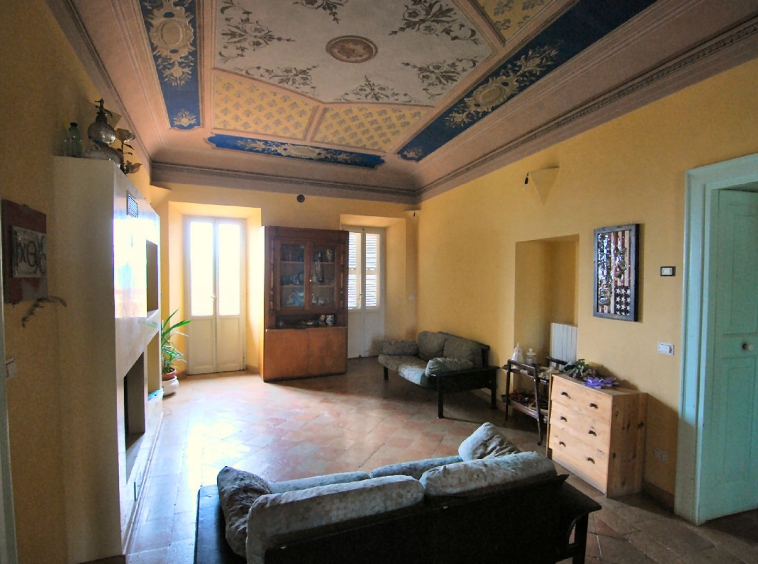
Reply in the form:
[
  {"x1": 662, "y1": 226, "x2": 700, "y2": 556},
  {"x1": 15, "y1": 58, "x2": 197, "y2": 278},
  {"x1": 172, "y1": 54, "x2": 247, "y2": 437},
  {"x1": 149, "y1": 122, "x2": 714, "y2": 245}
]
[
  {"x1": 676, "y1": 152, "x2": 758, "y2": 524},
  {"x1": 345, "y1": 226, "x2": 386, "y2": 358},
  {"x1": 184, "y1": 216, "x2": 247, "y2": 374}
]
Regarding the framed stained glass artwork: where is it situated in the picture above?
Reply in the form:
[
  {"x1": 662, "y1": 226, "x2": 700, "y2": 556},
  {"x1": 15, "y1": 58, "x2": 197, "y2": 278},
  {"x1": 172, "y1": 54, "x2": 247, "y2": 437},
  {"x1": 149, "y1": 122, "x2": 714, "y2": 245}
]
[{"x1": 593, "y1": 223, "x2": 640, "y2": 321}]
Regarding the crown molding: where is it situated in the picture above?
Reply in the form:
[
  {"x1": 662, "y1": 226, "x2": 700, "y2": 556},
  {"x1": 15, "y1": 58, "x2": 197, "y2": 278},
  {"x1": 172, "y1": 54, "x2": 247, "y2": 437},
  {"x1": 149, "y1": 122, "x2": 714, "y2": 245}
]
[
  {"x1": 150, "y1": 162, "x2": 418, "y2": 204},
  {"x1": 419, "y1": 14, "x2": 758, "y2": 201}
]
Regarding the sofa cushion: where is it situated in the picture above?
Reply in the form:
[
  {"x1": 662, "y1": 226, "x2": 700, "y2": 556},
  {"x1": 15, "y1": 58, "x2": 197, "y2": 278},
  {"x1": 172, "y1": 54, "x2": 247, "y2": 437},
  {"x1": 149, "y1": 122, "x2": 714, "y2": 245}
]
[
  {"x1": 397, "y1": 362, "x2": 434, "y2": 387},
  {"x1": 378, "y1": 354, "x2": 423, "y2": 374},
  {"x1": 458, "y1": 422, "x2": 520, "y2": 461},
  {"x1": 417, "y1": 331, "x2": 448, "y2": 361},
  {"x1": 442, "y1": 336, "x2": 483, "y2": 367},
  {"x1": 246, "y1": 476, "x2": 424, "y2": 564},
  {"x1": 420, "y1": 451, "x2": 557, "y2": 498},
  {"x1": 217, "y1": 466, "x2": 272, "y2": 557},
  {"x1": 370, "y1": 456, "x2": 463, "y2": 480},
  {"x1": 269, "y1": 471, "x2": 370, "y2": 494},
  {"x1": 425, "y1": 357, "x2": 474, "y2": 376},
  {"x1": 381, "y1": 339, "x2": 419, "y2": 356}
]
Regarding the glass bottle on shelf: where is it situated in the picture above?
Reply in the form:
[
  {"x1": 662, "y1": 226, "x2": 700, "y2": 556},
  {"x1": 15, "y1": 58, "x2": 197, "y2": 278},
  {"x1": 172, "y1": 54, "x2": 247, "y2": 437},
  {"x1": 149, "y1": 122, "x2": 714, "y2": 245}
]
[{"x1": 310, "y1": 244, "x2": 336, "y2": 307}]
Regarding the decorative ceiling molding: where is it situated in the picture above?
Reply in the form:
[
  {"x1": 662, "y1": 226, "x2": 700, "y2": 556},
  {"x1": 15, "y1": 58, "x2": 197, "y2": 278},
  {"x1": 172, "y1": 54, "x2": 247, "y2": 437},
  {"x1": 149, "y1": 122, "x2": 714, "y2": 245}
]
[
  {"x1": 207, "y1": 134, "x2": 385, "y2": 168},
  {"x1": 139, "y1": 0, "x2": 201, "y2": 129},
  {"x1": 46, "y1": 0, "x2": 758, "y2": 204},
  {"x1": 398, "y1": 0, "x2": 656, "y2": 161},
  {"x1": 418, "y1": 13, "x2": 758, "y2": 201},
  {"x1": 150, "y1": 161, "x2": 418, "y2": 203}
]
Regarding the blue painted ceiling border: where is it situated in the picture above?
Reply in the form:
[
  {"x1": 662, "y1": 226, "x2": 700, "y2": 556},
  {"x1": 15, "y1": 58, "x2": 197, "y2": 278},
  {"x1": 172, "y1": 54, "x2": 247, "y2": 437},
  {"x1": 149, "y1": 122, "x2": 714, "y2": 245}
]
[
  {"x1": 139, "y1": 0, "x2": 201, "y2": 130},
  {"x1": 398, "y1": 0, "x2": 657, "y2": 162},
  {"x1": 208, "y1": 134, "x2": 386, "y2": 169}
]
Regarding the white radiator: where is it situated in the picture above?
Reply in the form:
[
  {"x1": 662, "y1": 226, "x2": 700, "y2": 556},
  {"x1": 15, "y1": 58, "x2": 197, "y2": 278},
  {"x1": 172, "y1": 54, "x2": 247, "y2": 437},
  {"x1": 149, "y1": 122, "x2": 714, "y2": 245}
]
[{"x1": 550, "y1": 323, "x2": 577, "y2": 364}]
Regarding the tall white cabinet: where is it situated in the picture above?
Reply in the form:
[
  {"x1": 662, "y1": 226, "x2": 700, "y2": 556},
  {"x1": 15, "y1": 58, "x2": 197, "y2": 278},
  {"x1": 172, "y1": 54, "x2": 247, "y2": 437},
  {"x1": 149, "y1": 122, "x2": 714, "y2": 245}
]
[{"x1": 52, "y1": 158, "x2": 162, "y2": 562}]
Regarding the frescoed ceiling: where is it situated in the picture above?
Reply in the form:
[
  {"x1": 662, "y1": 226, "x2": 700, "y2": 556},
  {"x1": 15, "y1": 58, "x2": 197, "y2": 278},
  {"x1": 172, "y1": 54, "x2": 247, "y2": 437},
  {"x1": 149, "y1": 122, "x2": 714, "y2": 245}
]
[{"x1": 50, "y1": 0, "x2": 758, "y2": 202}]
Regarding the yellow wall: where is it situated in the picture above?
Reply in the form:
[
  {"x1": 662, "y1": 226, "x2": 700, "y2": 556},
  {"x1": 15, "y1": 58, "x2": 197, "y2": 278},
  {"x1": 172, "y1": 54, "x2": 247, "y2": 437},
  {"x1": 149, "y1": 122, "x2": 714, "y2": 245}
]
[
  {"x1": 153, "y1": 184, "x2": 415, "y2": 371},
  {"x1": 0, "y1": 1, "x2": 157, "y2": 560},
  {"x1": 416, "y1": 57, "x2": 758, "y2": 496},
  {"x1": 513, "y1": 236, "x2": 577, "y2": 363}
]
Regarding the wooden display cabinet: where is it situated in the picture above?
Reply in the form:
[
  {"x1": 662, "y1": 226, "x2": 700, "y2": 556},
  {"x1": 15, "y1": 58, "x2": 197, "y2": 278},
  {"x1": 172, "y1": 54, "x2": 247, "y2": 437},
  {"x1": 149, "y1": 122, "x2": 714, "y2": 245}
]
[{"x1": 262, "y1": 226, "x2": 348, "y2": 381}]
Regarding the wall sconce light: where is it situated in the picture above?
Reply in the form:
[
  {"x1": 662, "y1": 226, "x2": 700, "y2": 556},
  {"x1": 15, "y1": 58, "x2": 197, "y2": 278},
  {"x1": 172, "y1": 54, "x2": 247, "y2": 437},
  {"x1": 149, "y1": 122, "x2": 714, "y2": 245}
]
[{"x1": 524, "y1": 166, "x2": 559, "y2": 204}]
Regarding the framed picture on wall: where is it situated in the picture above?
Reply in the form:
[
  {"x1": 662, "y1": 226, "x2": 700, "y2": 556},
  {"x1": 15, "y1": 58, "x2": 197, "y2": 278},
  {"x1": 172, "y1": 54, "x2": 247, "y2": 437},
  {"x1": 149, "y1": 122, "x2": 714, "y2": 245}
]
[
  {"x1": 593, "y1": 223, "x2": 640, "y2": 321},
  {"x1": 2, "y1": 200, "x2": 48, "y2": 304}
]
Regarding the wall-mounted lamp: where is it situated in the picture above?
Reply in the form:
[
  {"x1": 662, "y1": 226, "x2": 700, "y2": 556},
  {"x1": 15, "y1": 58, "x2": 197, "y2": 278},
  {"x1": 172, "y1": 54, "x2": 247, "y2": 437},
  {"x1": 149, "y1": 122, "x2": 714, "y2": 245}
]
[{"x1": 524, "y1": 166, "x2": 559, "y2": 204}]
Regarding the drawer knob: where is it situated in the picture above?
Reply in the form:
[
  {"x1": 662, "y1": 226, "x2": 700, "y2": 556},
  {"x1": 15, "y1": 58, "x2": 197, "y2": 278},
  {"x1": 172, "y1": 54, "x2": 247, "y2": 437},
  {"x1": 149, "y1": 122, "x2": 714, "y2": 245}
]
[
  {"x1": 588, "y1": 429, "x2": 597, "y2": 436},
  {"x1": 586, "y1": 457, "x2": 595, "y2": 464},
  {"x1": 560, "y1": 416, "x2": 567, "y2": 422},
  {"x1": 561, "y1": 391, "x2": 570, "y2": 397},
  {"x1": 589, "y1": 402, "x2": 598, "y2": 409},
  {"x1": 558, "y1": 441, "x2": 566, "y2": 447}
]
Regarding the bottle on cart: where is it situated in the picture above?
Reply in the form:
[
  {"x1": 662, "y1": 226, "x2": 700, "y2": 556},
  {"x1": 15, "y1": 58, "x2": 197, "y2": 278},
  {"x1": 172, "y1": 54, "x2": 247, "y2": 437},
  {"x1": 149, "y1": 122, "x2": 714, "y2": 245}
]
[
  {"x1": 525, "y1": 348, "x2": 537, "y2": 365},
  {"x1": 511, "y1": 343, "x2": 523, "y2": 363}
]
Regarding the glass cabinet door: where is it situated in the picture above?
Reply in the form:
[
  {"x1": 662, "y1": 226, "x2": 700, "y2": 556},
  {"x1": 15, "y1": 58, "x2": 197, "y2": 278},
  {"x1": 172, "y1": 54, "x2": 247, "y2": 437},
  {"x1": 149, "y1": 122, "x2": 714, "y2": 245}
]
[
  {"x1": 279, "y1": 243, "x2": 305, "y2": 308},
  {"x1": 311, "y1": 244, "x2": 336, "y2": 308}
]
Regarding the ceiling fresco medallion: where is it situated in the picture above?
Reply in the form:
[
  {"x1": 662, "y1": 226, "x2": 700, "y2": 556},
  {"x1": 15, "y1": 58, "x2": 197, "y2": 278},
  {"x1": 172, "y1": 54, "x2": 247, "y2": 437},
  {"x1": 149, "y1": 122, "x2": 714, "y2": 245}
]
[
  {"x1": 213, "y1": 0, "x2": 491, "y2": 104},
  {"x1": 208, "y1": 134, "x2": 385, "y2": 168},
  {"x1": 139, "y1": 0, "x2": 201, "y2": 129},
  {"x1": 326, "y1": 36, "x2": 378, "y2": 63}
]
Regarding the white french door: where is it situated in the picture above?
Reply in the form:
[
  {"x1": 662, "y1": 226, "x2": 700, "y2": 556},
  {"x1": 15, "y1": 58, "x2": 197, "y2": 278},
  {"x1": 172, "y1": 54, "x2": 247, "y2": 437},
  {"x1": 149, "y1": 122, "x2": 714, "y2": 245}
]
[
  {"x1": 346, "y1": 227, "x2": 385, "y2": 357},
  {"x1": 185, "y1": 218, "x2": 246, "y2": 374}
]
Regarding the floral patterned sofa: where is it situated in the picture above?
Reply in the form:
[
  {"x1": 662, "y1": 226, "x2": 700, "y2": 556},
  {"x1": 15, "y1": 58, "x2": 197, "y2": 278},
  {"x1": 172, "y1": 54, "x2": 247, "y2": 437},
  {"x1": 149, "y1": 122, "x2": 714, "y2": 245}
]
[
  {"x1": 195, "y1": 423, "x2": 601, "y2": 564},
  {"x1": 377, "y1": 331, "x2": 498, "y2": 418}
]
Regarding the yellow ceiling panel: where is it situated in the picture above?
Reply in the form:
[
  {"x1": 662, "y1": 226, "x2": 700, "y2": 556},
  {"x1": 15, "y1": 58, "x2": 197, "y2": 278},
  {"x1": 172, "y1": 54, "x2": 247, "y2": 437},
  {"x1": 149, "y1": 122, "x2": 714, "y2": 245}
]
[
  {"x1": 213, "y1": 75, "x2": 316, "y2": 140},
  {"x1": 476, "y1": 0, "x2": 552, "y2": 41},
  {"x1": 314, "y1": 106, "x2": 428, "y2": 151}
]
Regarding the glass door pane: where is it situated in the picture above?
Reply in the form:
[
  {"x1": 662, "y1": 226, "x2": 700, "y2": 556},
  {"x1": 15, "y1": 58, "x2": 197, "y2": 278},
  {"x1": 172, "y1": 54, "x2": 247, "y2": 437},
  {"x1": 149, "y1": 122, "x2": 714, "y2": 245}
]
[
  {"x1": 189, "y1": 221, "x2": 214, "y2": 316},
  {"x1": 312, "y1": 244, "x2": 336, "y2": 308},
  {"x1": 217, "y1": 223, "x2": 241, "y2": 316},
  {"x1": 347, "y1": 231, "x2": 361, "y2": 309},
  {"x1": 280, "y1": 243, "x2": 305, "y2": 308}
]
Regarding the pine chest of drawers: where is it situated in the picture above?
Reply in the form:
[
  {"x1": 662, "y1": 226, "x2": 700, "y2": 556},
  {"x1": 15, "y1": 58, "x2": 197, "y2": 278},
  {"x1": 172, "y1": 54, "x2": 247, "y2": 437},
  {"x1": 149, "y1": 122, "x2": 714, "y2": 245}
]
[{"x1": 547, "y1": 374, "x2": 647, "y2": 497}]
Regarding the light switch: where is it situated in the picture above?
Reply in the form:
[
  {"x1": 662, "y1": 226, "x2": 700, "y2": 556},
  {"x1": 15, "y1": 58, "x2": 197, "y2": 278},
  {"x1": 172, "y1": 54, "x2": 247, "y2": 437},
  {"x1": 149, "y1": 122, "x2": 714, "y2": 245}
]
[
  {"x1": 5, "y1": 358, "x2": 18, "y2": 380},
  {"x1": 657, "y1": 342, "x2": 674, "y2": 355}
]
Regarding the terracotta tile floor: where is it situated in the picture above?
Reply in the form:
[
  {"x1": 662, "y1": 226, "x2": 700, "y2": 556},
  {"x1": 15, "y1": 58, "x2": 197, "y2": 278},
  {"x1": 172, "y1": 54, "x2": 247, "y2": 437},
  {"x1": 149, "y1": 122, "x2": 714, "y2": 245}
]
[{"x1": 127, "y1": 358, "x2": 758, "y2": 564}]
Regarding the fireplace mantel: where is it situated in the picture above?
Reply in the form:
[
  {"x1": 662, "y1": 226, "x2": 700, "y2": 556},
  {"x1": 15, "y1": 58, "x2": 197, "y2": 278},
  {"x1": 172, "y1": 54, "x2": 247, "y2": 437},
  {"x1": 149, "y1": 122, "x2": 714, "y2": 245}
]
[{"x1": 52, "y1": 158, "x2": 162, "y2": 563}]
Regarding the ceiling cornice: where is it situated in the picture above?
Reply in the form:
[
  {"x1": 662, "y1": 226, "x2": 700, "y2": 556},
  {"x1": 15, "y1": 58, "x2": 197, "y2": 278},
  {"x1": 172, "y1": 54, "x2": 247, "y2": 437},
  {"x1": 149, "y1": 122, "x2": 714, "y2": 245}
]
[
  {"x1": 150, "y1": 162, "x2": 418, "y2": 204},
  {"x1": 418, "y1": 13, "x2": 758, "y2": 201}
]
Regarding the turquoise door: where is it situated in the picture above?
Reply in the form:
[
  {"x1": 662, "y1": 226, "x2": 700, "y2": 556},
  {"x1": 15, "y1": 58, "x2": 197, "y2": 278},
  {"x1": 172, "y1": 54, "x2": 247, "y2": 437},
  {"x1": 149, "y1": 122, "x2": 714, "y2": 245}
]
[{"x1": 700, "y1": 189, "x2": 758, "y2": 521}]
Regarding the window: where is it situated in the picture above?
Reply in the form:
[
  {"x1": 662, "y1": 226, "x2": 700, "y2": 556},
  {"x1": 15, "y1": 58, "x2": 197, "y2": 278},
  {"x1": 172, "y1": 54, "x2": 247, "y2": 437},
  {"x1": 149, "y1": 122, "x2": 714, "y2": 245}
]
[{"x1": 347, "y1": 229, "x2": 381, "y2": 310}]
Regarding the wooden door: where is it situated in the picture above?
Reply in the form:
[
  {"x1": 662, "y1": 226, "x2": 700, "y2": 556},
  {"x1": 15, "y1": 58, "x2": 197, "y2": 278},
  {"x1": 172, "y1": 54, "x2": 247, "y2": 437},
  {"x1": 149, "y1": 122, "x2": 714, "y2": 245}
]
[{"x1": 700, "y1": 189, "x2": 758, "y2": 520}]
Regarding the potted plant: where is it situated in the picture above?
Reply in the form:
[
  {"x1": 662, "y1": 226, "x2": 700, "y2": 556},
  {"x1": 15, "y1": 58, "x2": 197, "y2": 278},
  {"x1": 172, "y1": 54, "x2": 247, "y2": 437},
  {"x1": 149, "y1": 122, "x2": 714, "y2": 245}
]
[
  {"x1": 161, "y1": 310, "x2": 191, "y2": 382},
  {"x1": 563, "y1": 358, "x2": 597, "y2": 381},
  {"x1": 563, "y1": 359, "x2": 618, "y2": 389}
]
